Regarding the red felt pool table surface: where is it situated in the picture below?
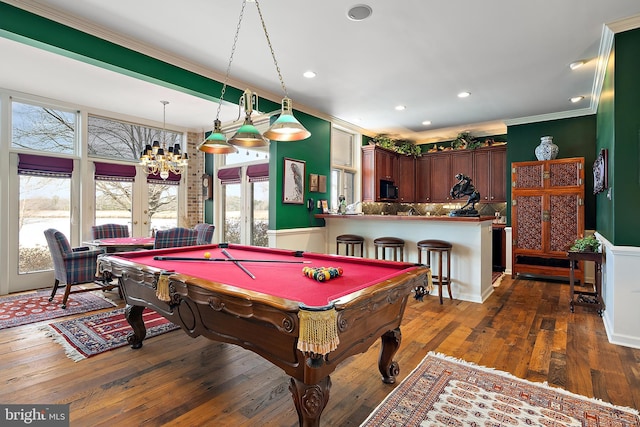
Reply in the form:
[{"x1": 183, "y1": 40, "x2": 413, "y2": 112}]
[{"x1": 109, "y1": 243, "x2": 421, "y2": 308}]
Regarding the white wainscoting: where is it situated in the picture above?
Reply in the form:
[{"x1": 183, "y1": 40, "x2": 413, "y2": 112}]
[{"x1": 598, "y1": 232, "x2": 640, "y2": 349}]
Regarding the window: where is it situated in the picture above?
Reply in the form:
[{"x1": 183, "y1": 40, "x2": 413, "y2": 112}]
[
  {"x1": 12, "y1": 101, "x2": 77, "y2": 154},
  {"x1": 87, "y1": 114, "x2": 183, "y2": 162},
  {"x1": 17, "y1": 154, "x2": 73, "y2": 274},
  {"x1": 94, "y1": 162, "x2": 136, "y2": 231},
  {"x1": 218, "y1": 164, "x2": 269, "y2": 246},
  {"x1": 148, "y1": 179, "x2": 179, "y2": 232},
  {"x1": 247, "y1": 164, "x2": 269, "y2": 246},
  {"x1": 330, "y1": 127, "x2": 359, "y2": 210}
]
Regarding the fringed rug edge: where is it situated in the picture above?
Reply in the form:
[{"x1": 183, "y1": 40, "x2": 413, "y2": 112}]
[{"x1": 39, "y1": 324, "x2": 87, "y2": 362}]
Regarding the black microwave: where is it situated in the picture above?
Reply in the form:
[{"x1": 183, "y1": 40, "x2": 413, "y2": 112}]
[{"x1": 380, "y1": 180, "x2": 398, "y2": 199}]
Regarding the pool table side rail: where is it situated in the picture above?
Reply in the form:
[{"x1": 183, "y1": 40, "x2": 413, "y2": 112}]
[{"x1": 98, "y1": 252, "x2": 429, "y2": 312}]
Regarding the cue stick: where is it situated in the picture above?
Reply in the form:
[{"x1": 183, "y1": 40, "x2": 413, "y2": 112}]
[
  {"x1": 153, "y1": 256, "x2": 311, "y2": 264},
  {"x1": 221, "y1": 249, "x2": 256, "y2": 280}
]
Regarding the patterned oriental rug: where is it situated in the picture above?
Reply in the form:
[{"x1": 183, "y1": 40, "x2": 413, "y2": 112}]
[
  {"x1": 0, "y1": 289, "x2": 117, "y2": 330},
  {"x1": 41, "y1": 307, "x2": 179, "y2": 361},
  {"x1": 361, "y1": 352, "x2": 640, "y2": 426}
]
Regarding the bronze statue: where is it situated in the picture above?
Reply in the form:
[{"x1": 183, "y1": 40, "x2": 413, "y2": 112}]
[{"x1": 449, "y1": 173, "x2": 480, "y2": 217}]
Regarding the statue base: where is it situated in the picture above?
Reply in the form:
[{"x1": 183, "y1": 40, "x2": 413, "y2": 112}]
[{"x1": 449, "y1": 209, "x2": 479, "y2": 217}]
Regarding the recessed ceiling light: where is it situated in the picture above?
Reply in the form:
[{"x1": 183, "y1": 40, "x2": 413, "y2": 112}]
[
  {"x1": 303, "y1": 71, "x2": 316, "y2": 78},
  {"x1": 347, "y1": 4, "x2": 373, "y2": 21},
  {"x1": 569, "y1": 61, "x2": 585, "y2": 70},
  {"x1": 422, "y1": 120, "x2": 432, "y2": 126},
  {"x1": 395, "y1": 105, "x2": 406, "y2": 111},
  {"x1": 458, "y1": 91, "x2": 471, "y2": 98},
  {"x1": 570, "y1": 96, "x2": 584, "y2": 103}
]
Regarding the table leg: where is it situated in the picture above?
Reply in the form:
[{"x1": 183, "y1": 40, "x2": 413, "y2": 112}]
[
  {"x1": 379, "y1": 328, "x2": 401, "y2": 384},
  {"x1": 124, "y1": 304, "x2": 146, "y2": 349},
  {"x1": 289, "y1": 376, "x2": 331, "y2": 427},
  {"x1": 569, "y1": 260, "x2": 576, "y2": 313},
  {"x1": 595, "y1": 262, "x2": 604, "y2": 316}
]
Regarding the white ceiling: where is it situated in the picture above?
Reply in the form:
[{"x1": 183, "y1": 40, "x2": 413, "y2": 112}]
[{"x1": 2, "y1": 0, "x2": 640, "y2": 143}]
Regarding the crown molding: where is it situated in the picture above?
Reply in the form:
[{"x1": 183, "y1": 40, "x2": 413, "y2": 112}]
[
  {"x1": 589, "y1": 24, "x2": 615, "y2": 114},
  {"x1": 504, "y1": 107, "x2": 595, "y2": 127},
  {"x1": 606, "y1": 13, "x2": 640, "y2": 34}
]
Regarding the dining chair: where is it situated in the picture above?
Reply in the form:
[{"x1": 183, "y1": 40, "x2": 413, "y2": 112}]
[
  {"x1": 44, "y1": 228, "x2": 114, "y2": 309},
  {"x1": 154, "y1": 227, "x2": 198, "y2": 249},
  {"x1": 194, "y1": 223, "x2": 215, "y2": 245},
  {"x1": 91, "y1": 223, "x2": 130, "y2": 239}
]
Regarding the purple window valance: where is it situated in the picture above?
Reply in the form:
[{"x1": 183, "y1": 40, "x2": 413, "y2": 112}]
[
  {"x1": 94, "y1": 162, "x2": 136, "y2": 182},
  {"x1": 217, "y1": 167, "x2": 241, "y2": 185},
  {"x1": 18, "y1": 153, "x2": 73, "y2": 178},
  {"x1": 147, "y1": 170, "x2": 181, "y2": 185},
  {"x1": 246, "y1": 163, "x2": 269, "y2": 183}
]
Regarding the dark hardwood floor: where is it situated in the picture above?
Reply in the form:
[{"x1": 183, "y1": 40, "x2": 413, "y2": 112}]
[{"x1": 1, "y1": 275, "x2": 639, "y2": 426}]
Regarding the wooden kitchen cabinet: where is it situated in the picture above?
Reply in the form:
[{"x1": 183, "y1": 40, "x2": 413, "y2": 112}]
[
  {"x1": 361, "y1": 145, "x2": 399, "y2": 202},
  {"x1": 363, "y1": 144, "x2": 506, "y2": 204},
  {"x1": 397, "y1": 155, "x2": 415, "y2": 202},
  {"x1": 415, "y1": 155, "x2": 432, "y2": 202},
  {"x1": 511, "y1": 157, "x2": 585, "y2": 281},
  {"x1": 428, "y1": 150, "x2": 473, "y2": 202},
  {"x1": 473, "y1": 145, "x2": 507, "y2": 203}
]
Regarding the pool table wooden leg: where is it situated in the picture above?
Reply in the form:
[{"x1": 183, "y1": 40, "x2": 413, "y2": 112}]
[
  {"x1": 289, "y1": 376, "x2": 331, "y2": 427},
  {"x1": 124, "y1": 304, "x2": 146, "y2": 349},
  {"x1": 379, "y1": 328, "x2": 401, "y2": 384}
]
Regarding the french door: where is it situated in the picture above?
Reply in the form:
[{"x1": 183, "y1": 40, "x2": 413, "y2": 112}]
[{"x1": 219, "y1": 163, "x2": 269, "y2": 246}]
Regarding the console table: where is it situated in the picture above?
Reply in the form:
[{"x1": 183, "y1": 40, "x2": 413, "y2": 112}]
[{"x1": 567, "y1": 251, "x2": 604, "y2": 316}]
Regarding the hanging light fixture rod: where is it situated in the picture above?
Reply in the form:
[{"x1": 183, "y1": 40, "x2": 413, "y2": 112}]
[{"x1": 198, "y1": 0, "x2": 310, "y2": 155}]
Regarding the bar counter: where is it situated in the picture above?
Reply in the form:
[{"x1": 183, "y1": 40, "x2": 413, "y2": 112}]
[{"x1": 316, "y1": 213, "x2": 494, "y2": 303}]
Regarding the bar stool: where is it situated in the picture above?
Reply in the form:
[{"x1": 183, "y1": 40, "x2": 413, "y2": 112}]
[
  {"x1": 417, "y1": 239, "x2": 452, "y2": 304},
  {"x1": 336, "y1": 234, "x2": 365, "y2": 257},
  {"x1": 374, "y1": 237, "x2": 405, "y2": 261}
]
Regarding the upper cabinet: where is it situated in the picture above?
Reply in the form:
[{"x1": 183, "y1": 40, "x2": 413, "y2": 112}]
[
  {"x1": 397, "y1": 155, "x2": 415, "y2": 202},
  {"x1": 473, "y1": 145, "x2": 507, "y2": 203},
  {"x1": 362, "y1": 144, "x2": 507, "y2": 204},
  {"x1": 362, "y1": 145, "x2": 399, "y2": 202}
]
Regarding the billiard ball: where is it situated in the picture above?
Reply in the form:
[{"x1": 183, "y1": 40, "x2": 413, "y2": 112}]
[{"x1": 204, "y1": 252, "x2": 211, "y2": 259}]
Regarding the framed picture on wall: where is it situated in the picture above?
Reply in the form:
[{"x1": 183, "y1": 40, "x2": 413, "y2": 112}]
[
  {"x1": 318, "y1": 175, "x2": 327, "y2": 193},
  {"x1": 593, "y1": 148, "x2": 608, "y2": 195},
  {"x1": 283, "y1": 158, "x2": 305, "y2": 204},
  {"x1": 309, "y1": 173, "x2": 319, "y2": 192}
]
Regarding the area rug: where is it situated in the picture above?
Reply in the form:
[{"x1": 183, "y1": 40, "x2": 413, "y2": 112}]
[
  {"x1": 41, "y1": 308, "x2": 179, "y2": 361},
  {"x1": 360, "y1": 352, "x2": 640, "y2": 426},
  {"x1": 0, "y1": 289, "x2": 117, "y2": 330}
]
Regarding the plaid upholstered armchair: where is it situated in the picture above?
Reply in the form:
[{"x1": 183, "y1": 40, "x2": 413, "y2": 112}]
[
  {"x1": 91, "y1": 223, "x2": 129, "y2": 239},
  {"x1": 194, "y1": 223, "x2": 215, "y2": 245},
  {"x1": 44, "y1": 228, "x2": 114, "y2": 309},
  {"x1": 154, "y1": 227, "x2": 198, "y2": 249}
]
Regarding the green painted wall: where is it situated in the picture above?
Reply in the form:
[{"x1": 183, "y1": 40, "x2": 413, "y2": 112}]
[
  {"x1": 607, "y1": 28, "x2": 640, "y2": 246},
  {"x1": 269, "y1": 111, "x2": 332, "y2": 230},
  {"x1": 506, "y1": 116, "x2": 597, "y2": 229}
]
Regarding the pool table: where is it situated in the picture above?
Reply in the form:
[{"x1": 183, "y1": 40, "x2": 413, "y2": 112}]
[{"x1": 97, "y1": 243, "x2": 430, "y2": 427}]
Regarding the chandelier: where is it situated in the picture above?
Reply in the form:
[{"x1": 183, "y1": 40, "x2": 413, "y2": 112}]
[
  {"x1": 140, "y1": 100, "x2": 189, "y2": 179},
  {"x1": 198, "y1": 0, "x2": 311, "y2": 155}
]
